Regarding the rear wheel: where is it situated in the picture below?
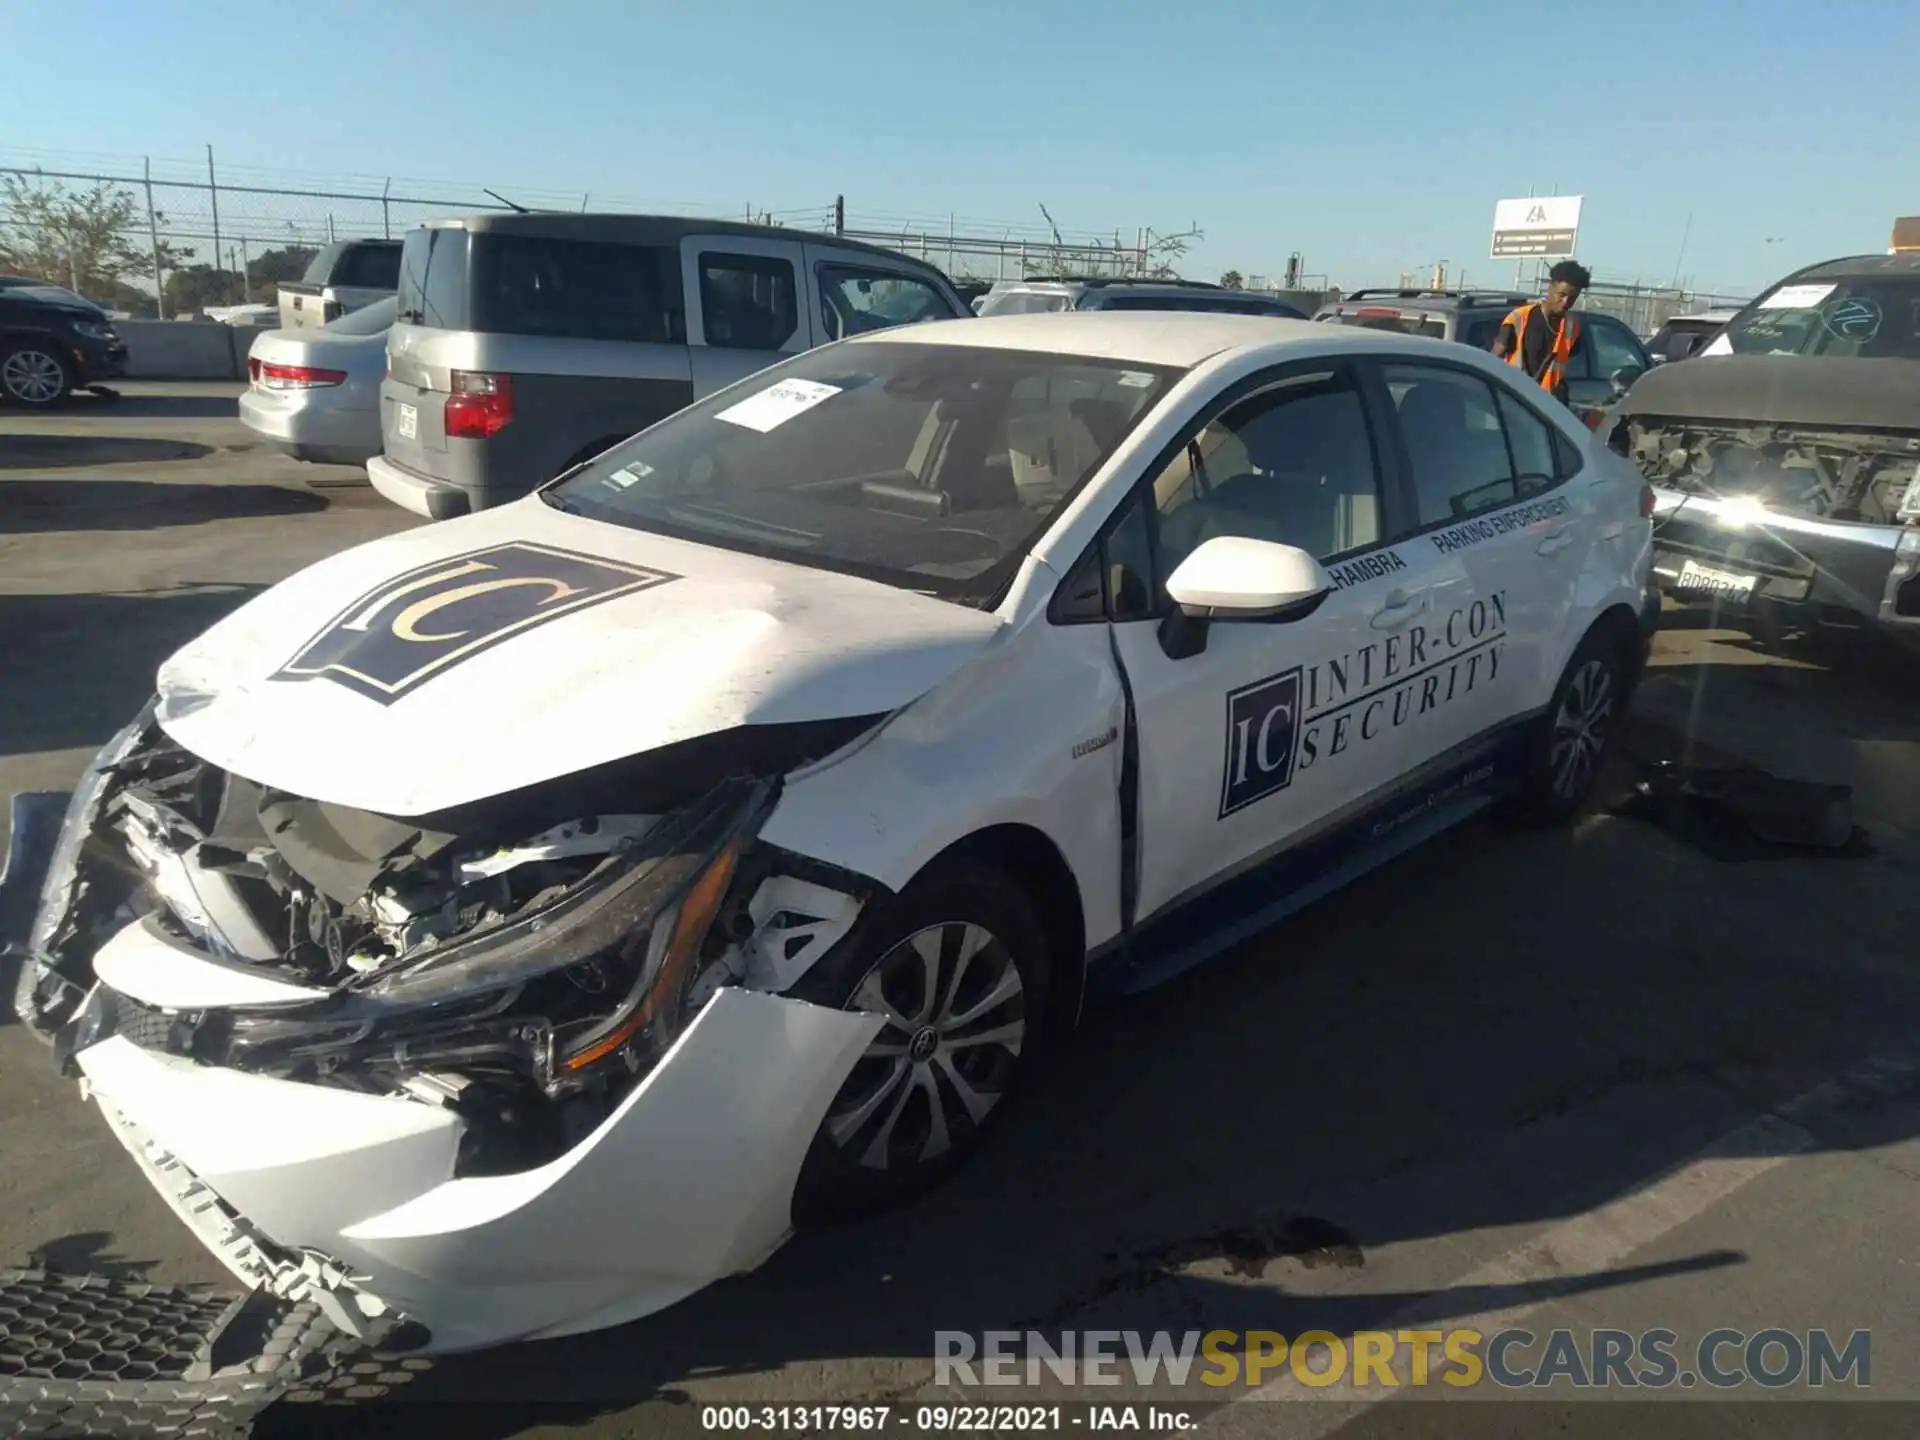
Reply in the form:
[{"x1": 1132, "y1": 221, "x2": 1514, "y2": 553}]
[
  {"x1": 1512, "y1": 629, "x2": 1628, "y2": 823},
  {"x1": 1, "y1": 344, "x2": 73, "y2": 408},
  {"x1": 790, "y1": 859, "x2": 1051, "y2": 1220}
]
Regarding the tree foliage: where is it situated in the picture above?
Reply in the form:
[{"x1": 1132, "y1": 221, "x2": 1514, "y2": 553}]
[
  {"x1": 162, "y1": 264, "x2": 236, "y2": 317},
  {"x1": 247, "y1": 244, "x2": 316, "y2": 302},
  {"x1": 0, "y1": 173, "x2": 193, "y2": 298},
  {"x1": 1219, "y1": 269, "x2": 1244, "y2": 290}
]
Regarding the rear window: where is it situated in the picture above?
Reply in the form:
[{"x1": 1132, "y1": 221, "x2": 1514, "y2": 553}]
[
  {"x1": 395, "y1": 228, "x2": 471, "y2": 328},
  {"x1": 1324, "y1": 309, "x2": 1448, "y2": 339},
  {"x1": 300, "y1": 244, "x2": 344, "y2": 286},
  {"x1": 396, "y1": 229, "x2": 687, "y2": 344},
  {"x1": 335, "y1": 243, "x2": 400, "y2": 289}
]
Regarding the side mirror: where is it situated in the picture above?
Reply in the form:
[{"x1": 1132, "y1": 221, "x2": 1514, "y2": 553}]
[
  {"x1": 1157, "y1": 536, "x2": 1332, "y2": 658},
  {"x1": 1609, "y1": 364, "x2": 1644, "y2": 396}
]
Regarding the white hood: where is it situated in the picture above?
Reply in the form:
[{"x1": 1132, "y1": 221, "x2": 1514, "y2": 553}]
[{"x1": 156, "y1": 499, "x2": 1002, "y2": 814}]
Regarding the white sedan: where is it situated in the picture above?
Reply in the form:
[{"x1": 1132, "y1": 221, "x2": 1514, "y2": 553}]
[{"x1": 14, "y1": 312, "x2": 1658, "y2": 1353}]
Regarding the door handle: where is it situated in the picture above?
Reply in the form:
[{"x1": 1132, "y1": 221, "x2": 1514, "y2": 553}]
[
  {"x1": 1537, "y1": 526, "x2": 1574, "y2": 556},
  {"x1": 1369, "y1": 590, "x2": 1431, "y2": 630}
]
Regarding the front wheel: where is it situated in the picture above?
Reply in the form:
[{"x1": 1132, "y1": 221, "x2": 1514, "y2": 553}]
[
  {"x1": 1512, "y1": 631, "x2": 1628, "y2": 823},
  {"x1": 789, "y1": 858, "x2": 1051, "y2": 1221},
  {"x1": 0, "y1": 344, "x2": 73, "y2": 408}
]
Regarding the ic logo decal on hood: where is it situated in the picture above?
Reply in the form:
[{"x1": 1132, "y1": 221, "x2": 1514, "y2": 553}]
[{"x1": 272, "y1": 541, "x2": 678, "y2": 704}]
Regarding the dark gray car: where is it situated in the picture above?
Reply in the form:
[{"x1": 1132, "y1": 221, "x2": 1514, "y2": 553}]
[{"x1": 370, "y1": 214, "x2": 971, "y2": 519}]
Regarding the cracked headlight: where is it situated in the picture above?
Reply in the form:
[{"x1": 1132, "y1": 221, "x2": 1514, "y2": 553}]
[
  {"x1": 232, "y1": 776, "x2": 777, "y2": 1089},
  {"x1": 24, "y1": 701, "x2": 157, "y2": 998}
]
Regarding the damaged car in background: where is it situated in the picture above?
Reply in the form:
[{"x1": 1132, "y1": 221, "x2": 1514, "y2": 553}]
[
  {"x1": 9, "y1": 312, "x2": 1653, "y2": 1356},
  {"x1": 1616, "y1": 253, "x2": 1920, "y2": 655}
]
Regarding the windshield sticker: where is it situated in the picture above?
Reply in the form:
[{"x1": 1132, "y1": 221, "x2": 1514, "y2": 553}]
[
  {"x1": 1758, "y1": 283, "x2": 1836, "y2": 311},
  {"x1": 1220, "y1": 590, "x2": 1509, "y2": 820},
  {"x1": 1822, "y1": 296, "x2": 1882, "y2": 342},
  {"x1": 1700, "y1": 334, "x2": 1734, "y2": 357},
  {"x1": 1117, "y1": 371, "x2": 1156, "y2": 389},
  {"x1": 272, "y1": 542, "x2": 679, "y2": 706},
  {"x1": 714, "y1": 378, "x2": 842, "y2": 434},
  {"x1": 604, "y1": 461, "x2": 654, "y2": 490},
  {"x1": 1428, "y1": 495, "x2": 1569, "y2": 556}
]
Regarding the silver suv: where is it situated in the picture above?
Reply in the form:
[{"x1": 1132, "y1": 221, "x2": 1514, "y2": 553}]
[
  {"x1": 975, "y1": 276, "x2": 1306, "y2": 318},
  {"x1": 370, "y1": 214, "x2": 970, "y2": 519}
]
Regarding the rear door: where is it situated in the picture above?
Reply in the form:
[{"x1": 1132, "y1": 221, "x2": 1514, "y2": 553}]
[
  {"x1": 682, "y1": 236, "x2": 816, "y2": 397},
  {"x1": 1375, "y1": 356, "x2": 1590, "y2": 722}
]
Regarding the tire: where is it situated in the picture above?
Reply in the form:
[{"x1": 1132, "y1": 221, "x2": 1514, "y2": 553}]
[
  {"x1": 788, "y1": 858, "x2": 1052, "y2": 1221},
  {"x1": 1512, "y1": 628, "x2": 1629, "y2": 824},
  {"x1": 0, "y1": 344, "x2": 74, "y2": 408}
]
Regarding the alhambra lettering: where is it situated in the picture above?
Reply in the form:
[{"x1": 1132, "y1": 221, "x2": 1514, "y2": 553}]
[
  {"x1": 1429, "y1": 496, "x2": 1570, "y2": 556},
  {"x1": 1326, "y1": 549, "x2": 1408, "y2": 591}
]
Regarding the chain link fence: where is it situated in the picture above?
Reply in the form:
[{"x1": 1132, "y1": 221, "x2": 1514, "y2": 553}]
[
  {"x1": 1575, "y1": 279, "x2": 1752, "y2": 337},
  {"x1": 0, "y1": 149, "x2": 1185, "y2": 317}
]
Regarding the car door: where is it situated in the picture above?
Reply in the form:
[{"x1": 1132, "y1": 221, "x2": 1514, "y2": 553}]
[
  {"x1": 1565, "y1": 312, "x2": 1651, "y2": 409},
  {"x1": 1096, "y1": 360, "x2": 1449, "y2": 937},
  {"x1": 1376, "y1": 356, "x2": 1589, "y2": 722},
  {"x1": 681, "y1": 236, "x2": 817, "y2": 398}
]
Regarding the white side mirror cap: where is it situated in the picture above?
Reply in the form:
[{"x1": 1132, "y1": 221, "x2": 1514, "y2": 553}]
[{"x1": 1164, "y1": 535, "x2": 1332, "y2": 619}]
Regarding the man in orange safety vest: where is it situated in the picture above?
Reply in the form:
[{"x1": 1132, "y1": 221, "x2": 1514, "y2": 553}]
[{"x1": 1491, "y1": 260, "x2": 1591, "y2": 405}]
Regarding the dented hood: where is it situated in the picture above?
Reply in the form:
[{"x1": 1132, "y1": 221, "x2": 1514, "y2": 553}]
[{"x1": 155, "y1": 499, "x2": 1001, "y2": 815}]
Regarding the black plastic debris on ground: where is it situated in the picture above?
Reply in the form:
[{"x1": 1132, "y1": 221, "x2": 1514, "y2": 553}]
[
  {"x1": 1610, "y1": 758, "x2": 1870, "y2": 862},
  {"x1": 0, "y1": 1267, "x2": 358, "y2": 1440}
]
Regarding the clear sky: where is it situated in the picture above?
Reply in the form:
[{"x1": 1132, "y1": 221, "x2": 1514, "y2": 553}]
[{"x1": 6, "y1": 0, "x2": 1916, "y2": 296}]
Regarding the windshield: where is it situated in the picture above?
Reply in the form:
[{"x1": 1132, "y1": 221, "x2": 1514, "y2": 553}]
[
  {"x1": 1714, "y1": 276, "x2": 1920, "y2": 360},
  {"x1": 976, "y1": 290, "x2": 1075, "y2": 317},
  {"x1": 546, "y1": 341, "x2": 1181, "y2": 603}
]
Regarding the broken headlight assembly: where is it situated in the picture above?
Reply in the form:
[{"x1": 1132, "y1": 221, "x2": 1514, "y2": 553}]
[{"x1": 208, "y1": 776, "x2": 776, "y2": 1102}]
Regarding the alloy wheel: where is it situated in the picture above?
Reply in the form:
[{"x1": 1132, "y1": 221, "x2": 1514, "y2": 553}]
[
  {"x1": 827, "y1": 921, "x2": 1027, "y2": 1170},
  {"x1": 2, "y1": 348, "x2": 65, "y2": 405},
  {"x1": 1549, "y1": 658, "x2": 1616, "y2": 800}
]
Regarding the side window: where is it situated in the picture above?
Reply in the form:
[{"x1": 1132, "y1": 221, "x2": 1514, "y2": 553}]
[
  {"x1": 699, "y1": 252, "x2": 798, "y2": 350},
  {"x1": 1383, "y1": 363, "x2": 1518, "y2": 525},
  {"x1": 1145, "y1": 369, "x2": 1385, "y2": 579},
  {"x1": 1551, "y1": 426, "x2": 1585, "y2": 478},
  {"x1": 1587, "y1": 314, "x2": 1648, "y2": 379},
  {"x1": 1493, "y1": 388, "x2": 1559, "y2": 496},
  {"x1": 470, "y1": 237, "x2": 683, "y2": 344},
  {"x1": 1461, "y1": 317, "x2": 1500, "y2": 350},
  {"x1": 816, "y1": 265, "x2": 954, "y2": 340},
  {"x1": 338, "y1": 244, "x2": 400, "y2": 289}
]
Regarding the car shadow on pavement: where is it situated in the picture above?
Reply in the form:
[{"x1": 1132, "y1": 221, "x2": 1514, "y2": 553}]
[
  {"x1": 0, "y1": 586, "x2": 263, "y2": 757},
  {"x1": 0, "y1": 435, "x2": 215, "y2": 470},
  {"x1": 251, "y1": 712, "x2": 1920, "y2": 1435},
  {"x1": 76, "y1": 391, "x2": 244, "y2": 420},
  {"x1": 0, "y1": 478, "x2": 325, "y2": 533}
]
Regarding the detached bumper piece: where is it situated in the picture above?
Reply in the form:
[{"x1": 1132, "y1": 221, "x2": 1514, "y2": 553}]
[{"x1": 0, "y1": 1267, "x2": 363, "y2": 1439}]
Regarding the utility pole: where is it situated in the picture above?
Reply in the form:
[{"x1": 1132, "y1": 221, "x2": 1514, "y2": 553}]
[
  {"x1": 833, "y1": 195, "x2": 845, "y2": 236},
  {"x1": 382, "y1": 177, "x2": 392, "y2": 239},
  {"x1": 239, "y1": 236, "x2": 251, "y2": 301},
  {"x1": 206, "y1": 145, "x2": 225, "y2": 304},
  {"x1": 144, "y1": 156, "x2": 167, "y2": 318}
]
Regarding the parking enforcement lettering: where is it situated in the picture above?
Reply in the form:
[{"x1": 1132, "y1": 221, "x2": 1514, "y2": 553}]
[{"x1": 1429, "y1": 496, "x2": 1569, "y2": 556}]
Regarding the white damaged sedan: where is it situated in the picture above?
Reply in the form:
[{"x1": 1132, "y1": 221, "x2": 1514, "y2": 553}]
[{"x1": 14, "y1": 313, "x2": 1658, "y2": 1353}]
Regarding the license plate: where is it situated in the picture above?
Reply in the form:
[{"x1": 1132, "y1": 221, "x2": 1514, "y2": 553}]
[
  {"x1": 1676, "y1": 559, "x2": 1759, "y2": 597},
  {"x1": 397, "y1": 403, "x2": 418, "y2": 441}
]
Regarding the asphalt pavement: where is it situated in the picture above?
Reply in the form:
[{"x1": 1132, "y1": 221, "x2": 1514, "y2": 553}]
[{"x1": 1, "y1": 384, "x2": 1915, "y2": 1438}]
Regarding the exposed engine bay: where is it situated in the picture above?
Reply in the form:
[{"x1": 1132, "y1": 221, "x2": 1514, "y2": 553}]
[
  {"x1": 1625, "y1": 417, "x2": 1920, "y2": 525},
  {"x1": 23, "y1": 707, "x2": 877, "y2": 1178}
]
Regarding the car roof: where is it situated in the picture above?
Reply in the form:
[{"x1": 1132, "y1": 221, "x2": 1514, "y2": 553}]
[
  {"x1": 1327, "y1": 289, "x2": 1532, "y2": 312},
  {"x1": 421, "y1": 211, "x2": 943, "y2": 272},
  {"x1": 850, "y1": 310, "x2": 1401, "y2": 367}
]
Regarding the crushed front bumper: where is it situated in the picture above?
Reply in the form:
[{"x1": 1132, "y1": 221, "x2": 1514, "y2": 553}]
[{"x1": 69, "y1": 979, "x2": 882, "y2": 1354}]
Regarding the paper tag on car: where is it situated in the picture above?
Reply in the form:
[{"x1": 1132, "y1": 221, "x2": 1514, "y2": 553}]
[
  {"x1": 396, "y1": 403, "x2": 418, "y2": 440},
  {"x1": 714, "y1": 379, "x2": 841, "y2": 433},
  {"x1": 1758, "y1": 283, "x2": 1836, "y2": 310},
  {"x1": 1699, "y1": 334, "x2": 1734, "y2": 357}
]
